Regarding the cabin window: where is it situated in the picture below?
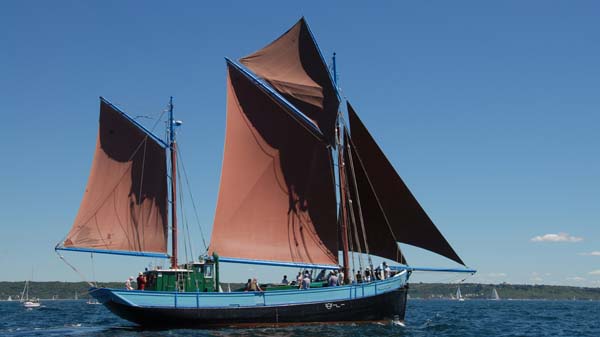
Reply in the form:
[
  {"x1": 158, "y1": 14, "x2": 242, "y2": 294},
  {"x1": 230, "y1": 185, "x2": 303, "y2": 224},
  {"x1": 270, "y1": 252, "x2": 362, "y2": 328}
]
[{"x1": 204, "y1": 265, "x2": 212, "y2": 278}]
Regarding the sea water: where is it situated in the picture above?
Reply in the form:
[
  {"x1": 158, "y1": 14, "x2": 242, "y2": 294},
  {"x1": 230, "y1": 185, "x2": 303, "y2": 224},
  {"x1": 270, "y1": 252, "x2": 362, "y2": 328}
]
[{"x1": 0, "y1": 299, "x2": 598, "y2": 336}]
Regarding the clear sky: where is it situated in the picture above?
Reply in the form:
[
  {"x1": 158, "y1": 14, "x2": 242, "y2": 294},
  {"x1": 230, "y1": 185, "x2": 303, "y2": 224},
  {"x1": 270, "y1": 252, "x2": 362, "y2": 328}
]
[{"x1": 1, "y1": 1, "x2": 598, "y2": 287}]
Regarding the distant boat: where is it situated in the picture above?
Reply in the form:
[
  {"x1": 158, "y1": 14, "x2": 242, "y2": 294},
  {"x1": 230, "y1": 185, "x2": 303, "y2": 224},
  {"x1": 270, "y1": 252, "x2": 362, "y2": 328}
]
[
  {"x1": 491, "y1": 287, "x2": 500, "y2": 300},
  {"x1": 456, "y1": 286, "x2": 465, "y2": 301},
  {"x1": 87, "y1": 298, "x2": 100, "y2": 305},
  {"x1": 55, "y1": 17, "x2": 475, "y2": 327},
  {"x1": 7, "y1": 296, "x2": 12, "y2": 301},
  {"x1": 21, "y1": 280, "x2": 40, "y2": 308}
]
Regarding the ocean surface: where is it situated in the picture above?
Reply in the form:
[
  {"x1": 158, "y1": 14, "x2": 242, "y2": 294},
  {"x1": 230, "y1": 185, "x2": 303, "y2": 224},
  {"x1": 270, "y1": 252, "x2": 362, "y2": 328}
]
[{"x1": 1, "y1": 299, "x2": 598, "y2": 337}]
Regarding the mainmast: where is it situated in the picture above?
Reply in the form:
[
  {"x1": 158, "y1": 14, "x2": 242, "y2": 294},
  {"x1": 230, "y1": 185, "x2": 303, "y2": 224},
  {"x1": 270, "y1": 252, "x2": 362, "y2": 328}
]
[
  {"x1": 169, "y1": 96, "x2": 178, "y2": 269},
  {"x1": 333, "y1": 53, "x2": 350, "y2": 283}
]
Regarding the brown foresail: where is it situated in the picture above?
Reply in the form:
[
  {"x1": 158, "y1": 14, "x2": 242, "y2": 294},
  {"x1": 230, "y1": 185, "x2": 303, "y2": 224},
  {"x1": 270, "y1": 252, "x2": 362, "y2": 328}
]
[
  {"x1": 239, "y1": 18, "x2": 339, "y2": 144},
  {"x1": 64, "y1": 99, "x2": 168, "y2": 254},
  {"x1": 208, "y1": 63, "x2": 338, "y2": 266},
  {"x1": 347, "y1": 102, "x2": 465, "y2": 265}
]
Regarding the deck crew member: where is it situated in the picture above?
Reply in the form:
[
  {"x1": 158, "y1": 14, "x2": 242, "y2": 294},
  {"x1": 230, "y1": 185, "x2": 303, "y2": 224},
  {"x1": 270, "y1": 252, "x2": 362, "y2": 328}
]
[{"x1": 125, "y1": 276, "x2": 134, "y2": 290}]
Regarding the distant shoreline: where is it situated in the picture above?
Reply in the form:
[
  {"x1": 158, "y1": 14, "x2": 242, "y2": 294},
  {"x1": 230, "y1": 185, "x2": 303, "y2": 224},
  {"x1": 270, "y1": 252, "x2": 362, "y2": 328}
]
[{"x1": 1, "y1": 282, "x2": 599, "y2": 301}]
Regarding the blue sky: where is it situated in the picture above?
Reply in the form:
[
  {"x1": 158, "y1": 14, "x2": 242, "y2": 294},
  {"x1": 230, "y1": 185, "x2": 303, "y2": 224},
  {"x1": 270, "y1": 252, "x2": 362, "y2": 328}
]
[{"x1": 1, "y1": 1, "x2": 598, "y2": 287}]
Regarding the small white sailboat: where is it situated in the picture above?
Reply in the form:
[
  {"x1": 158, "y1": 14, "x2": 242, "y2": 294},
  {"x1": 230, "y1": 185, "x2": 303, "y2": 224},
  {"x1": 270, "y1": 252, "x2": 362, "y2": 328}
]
[
  {"x1": 87, "y1": 298, "x2": 100, "y2": 305},
  {"x1": 7, "y1": 296, "x2": 12, "y2": 301},
  {"x1": 21, "y1": 280, "x2": 41, "y2": 308},
  {"x1": 456, "y1": 285, "x2": 465, "y2": 301},
  {"x1": 491, "y1": 287, "x2": 500, "y2": 300}
]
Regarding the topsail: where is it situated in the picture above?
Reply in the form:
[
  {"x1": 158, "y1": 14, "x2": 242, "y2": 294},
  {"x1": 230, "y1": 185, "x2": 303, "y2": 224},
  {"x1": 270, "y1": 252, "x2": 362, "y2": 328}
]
[{"x1": 240, "y1": 18, "x2": 339, "y2": 144}]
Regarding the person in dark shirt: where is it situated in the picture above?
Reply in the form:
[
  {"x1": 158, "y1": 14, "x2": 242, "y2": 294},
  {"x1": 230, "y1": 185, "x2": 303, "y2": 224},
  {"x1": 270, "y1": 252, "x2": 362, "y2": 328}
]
[{"x1": 136, "y1": 272, "x2": 147, "y2": 290}]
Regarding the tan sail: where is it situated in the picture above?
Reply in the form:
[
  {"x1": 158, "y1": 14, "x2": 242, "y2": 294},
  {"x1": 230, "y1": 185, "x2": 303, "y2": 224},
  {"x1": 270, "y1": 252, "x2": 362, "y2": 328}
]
[
  {"x1": 63, "y1": 99, "x2": 168, "y2": 254},
  {"x1": 240, "y1": 18, "x2": 339, "y2": 143},
  {"x1": 208, "y1": 64, "x2": 338, "y2": 266}
]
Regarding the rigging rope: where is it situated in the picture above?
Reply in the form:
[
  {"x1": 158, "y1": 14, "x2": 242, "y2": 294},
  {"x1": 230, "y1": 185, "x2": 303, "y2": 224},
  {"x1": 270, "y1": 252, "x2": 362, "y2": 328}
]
[
  {"x1": 55, "y1": 251, "x2": 95, "y2": 287},
  {"x1": 177, "y1": 157, "x2": 195, "y2": 262},
  {"x1": 90, "y1": 253, "x2": 97, "y2": 286},
  {"x1": 176, "y1": 145, "x2": 209, "y2": 252},
  {"x1": 344, "y1": 129, "x2": 374, "y2": 269},
  {"x1": 347, "y1": 196, "x2": 364, "y2": 273}
]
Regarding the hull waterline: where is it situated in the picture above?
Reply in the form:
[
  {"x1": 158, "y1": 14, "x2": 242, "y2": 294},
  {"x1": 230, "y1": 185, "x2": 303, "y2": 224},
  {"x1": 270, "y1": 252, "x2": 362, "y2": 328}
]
[{"x1": 96, "y1": 288, "x2": 407, "y2": 328}]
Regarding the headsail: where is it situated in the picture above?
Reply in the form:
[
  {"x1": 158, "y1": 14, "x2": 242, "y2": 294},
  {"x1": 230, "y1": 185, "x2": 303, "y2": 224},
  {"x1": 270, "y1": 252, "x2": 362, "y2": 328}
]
[
  {"x1": 208, "y1": 63, "x2": 338, "y2": 266},
  {"x1": 239, "y1": 18, "x2": 339, "y2": 144},
  {"x1": 60, "y1": 98, "x2": 169, "y2": 257},
  {"x1": 346, "y1": 102, "x2": 465, "y2": 265}
]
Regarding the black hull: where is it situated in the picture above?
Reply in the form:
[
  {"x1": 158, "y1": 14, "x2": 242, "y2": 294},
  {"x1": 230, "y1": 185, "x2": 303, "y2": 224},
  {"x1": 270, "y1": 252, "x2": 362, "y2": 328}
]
[{"x1": 103, "y1": 288, "x2": 408, "y2": 328}]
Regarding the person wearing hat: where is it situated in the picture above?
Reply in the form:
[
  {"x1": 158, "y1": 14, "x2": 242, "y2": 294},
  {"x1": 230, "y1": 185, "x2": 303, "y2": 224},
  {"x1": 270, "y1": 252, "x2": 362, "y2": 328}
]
[
  {"x1": 125, "y1": 276, "x2": 134, "y2": 290},
  {"x1": 136, "y1": 272, "x2": 147, "y2": 290}
]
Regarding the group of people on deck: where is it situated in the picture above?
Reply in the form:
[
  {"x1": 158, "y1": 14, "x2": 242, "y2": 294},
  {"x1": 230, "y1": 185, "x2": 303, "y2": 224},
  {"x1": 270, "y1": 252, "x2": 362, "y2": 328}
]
[
  {"x1": 357, "y1": 262, "x2": 392, "y2": 283},
  {"x1": 124, "y1": 272, "x2": 148, "y2": 290},
  {"x1": 190, "y1": 262, "x2": 394, "y2": 293},
  {"x1": 286, "y1": 262, "x2": 393, "y2": 290}
]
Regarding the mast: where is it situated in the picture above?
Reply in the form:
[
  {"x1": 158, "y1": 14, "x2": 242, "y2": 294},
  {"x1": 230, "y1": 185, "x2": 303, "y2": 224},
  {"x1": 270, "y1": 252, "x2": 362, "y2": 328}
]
[
  {"x1": 333, "y1": 53, "x2": 350, "y2": 283},
  {"x1": 169, "y1": 96, "x2": 178, "y2": 269}
]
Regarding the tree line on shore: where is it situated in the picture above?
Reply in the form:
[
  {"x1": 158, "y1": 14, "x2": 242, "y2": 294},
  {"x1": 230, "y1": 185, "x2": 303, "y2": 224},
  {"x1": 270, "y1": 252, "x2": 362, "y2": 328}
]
[
  {"x1": 1, "y1": 281, "x2": 599, "y2": 301},
  {"x1": 408, "y1": 282, "x2": 600, "y2": 300}
]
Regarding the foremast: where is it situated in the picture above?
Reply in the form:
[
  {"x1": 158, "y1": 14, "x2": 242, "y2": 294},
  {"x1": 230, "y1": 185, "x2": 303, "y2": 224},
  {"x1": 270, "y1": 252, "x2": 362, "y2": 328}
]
[{"x1": 168, "y1": 96, "x2": 178, "y2": 269}]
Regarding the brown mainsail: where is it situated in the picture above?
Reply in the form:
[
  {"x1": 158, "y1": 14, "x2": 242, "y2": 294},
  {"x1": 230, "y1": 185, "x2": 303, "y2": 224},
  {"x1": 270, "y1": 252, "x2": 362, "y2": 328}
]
[
  {"x1": 208, "y1": 63, "x2": 338, "y2": 266},
  {"x1": 62, "y1": 99, "x2": 168, "y2": 255},
  {"x1": 240, "y1": 18, "x2": 339, "y2": 144},
  {"x1": 346, "y1": 102, "x2": 465, "y2": 265}
]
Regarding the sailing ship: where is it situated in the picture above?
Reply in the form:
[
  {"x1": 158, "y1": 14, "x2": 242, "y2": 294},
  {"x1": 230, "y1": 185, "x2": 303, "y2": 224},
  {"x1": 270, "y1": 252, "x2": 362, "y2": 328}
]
[
  {"x1": 56, "y1": 18, "x2": 473, "y2": 327},
  {"x1": 456, "y1": 286, "x2": 465, "y2": 301},
  {"x1": 21, "y1": 280, "x2": 40, "y2": 308},
  {"x1": 491, "y1": 287, "x2": 500, "y2": 300}
]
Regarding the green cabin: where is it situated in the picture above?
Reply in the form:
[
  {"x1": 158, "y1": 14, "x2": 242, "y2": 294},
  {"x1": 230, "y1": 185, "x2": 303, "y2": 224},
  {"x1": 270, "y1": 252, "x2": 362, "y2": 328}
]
[{"x1": 144, "y1": 254, "x2": 220, "y2": 292}]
